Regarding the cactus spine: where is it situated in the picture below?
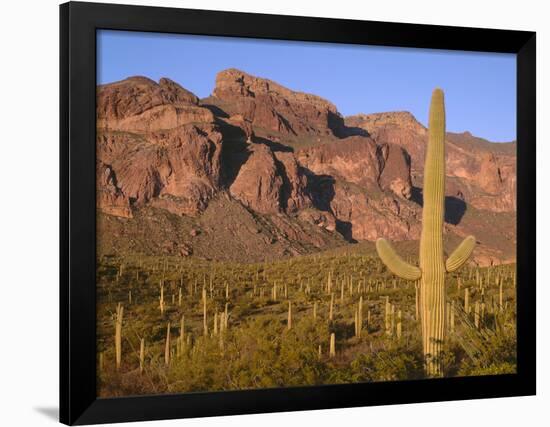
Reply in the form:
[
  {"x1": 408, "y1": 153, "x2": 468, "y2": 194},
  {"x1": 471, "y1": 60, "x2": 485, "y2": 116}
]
[{"x1": 376, "y1": 89, "x2": 476, "y2": 376}]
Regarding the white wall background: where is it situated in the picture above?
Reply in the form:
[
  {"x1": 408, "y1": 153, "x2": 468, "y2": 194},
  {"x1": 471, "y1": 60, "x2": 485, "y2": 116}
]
[{"x1": 0, "y1": 0, "x2": 546, "y2": 425}]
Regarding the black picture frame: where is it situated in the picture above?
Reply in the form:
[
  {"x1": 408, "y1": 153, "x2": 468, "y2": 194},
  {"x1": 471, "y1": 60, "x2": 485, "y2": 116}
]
[{"x1": 60, "y1": 1, "x2": 536, "y2": 425}]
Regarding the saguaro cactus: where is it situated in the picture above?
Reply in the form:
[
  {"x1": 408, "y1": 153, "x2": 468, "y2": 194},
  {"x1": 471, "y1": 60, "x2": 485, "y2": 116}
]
[
  {"x1": 165, "y1": 322, "x2": 171, "y2": 366},
  {"x1": 159, "y1": 282, "x2": 165, "y2": 315},
  {"x1": 287, "y1": 301, "x2": 292, "y2": 330},
  {"x1": 202, "y1": 287, "x2": 208, "y2": 336},
  {"x1": 139, "y1": 338, "x2": 145, "y2": 374},
  {"x1": 115, "y1": 303, "x2": 123, "y2": 370},
  {"x1": 329, "y1": 333, "x2": 336, "y2": 358},
  {"x1": 376, "y1": 89, "x2": 476, "y2": 376}
]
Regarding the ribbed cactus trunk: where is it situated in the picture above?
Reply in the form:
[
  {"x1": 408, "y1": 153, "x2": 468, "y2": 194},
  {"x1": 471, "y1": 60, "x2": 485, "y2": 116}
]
[
  {"x1": 376, "y1": 89, "x2": 476, "y2": 377},
  {"x1": 419, "y1": 88, "x2": 446, "y2": 376}
]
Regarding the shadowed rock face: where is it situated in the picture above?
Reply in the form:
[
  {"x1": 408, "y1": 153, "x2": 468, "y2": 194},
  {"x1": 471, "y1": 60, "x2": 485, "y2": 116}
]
[
  {"x1": 297, "y1": 136, "x2": 413, "y2": 199},
  {"x1": 96, "y1": 161, "x2": 133, "y2": 219},
  {"x1": 96, "y1": 71, "x2": 516, "y2": 265},
  {"x1": 346, "y1": 112, "x2": 516, "y2": 213}
]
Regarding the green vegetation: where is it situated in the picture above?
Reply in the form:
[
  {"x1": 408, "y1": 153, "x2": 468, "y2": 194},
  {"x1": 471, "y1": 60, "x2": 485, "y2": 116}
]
[{"x1": 97, "y1": 251, "x2": 516, "y2": 397}]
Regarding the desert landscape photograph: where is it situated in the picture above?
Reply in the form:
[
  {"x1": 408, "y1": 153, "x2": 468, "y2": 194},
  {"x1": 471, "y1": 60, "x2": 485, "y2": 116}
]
[{"x1": 95, "y1": 31, "x2": 517, "y2": 397}]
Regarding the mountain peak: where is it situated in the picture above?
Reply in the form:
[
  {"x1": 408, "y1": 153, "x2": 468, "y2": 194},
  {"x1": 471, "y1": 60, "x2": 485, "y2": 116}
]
[
  {"x1": 214, "y1": 68, "x2": 339, "y2": 111},
  {"x1": 211, "y1": 68, "x2": 343, "y2": 137}
]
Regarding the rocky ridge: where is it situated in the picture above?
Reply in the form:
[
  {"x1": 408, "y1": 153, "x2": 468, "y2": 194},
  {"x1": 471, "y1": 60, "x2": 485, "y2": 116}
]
[{"x1": 96, "y1": 70, "x2": 517, "y2": 265}]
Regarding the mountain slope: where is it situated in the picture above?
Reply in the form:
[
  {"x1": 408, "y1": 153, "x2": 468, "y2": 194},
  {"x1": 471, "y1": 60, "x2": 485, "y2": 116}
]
[{"x1": 96, "y1": 69, "x2": 517, "y2": 265}]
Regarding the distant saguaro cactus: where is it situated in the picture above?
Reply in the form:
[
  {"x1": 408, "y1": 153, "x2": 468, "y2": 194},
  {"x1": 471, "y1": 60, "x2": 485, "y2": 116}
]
[
  {"x1": 224, "y1": 302, "x2": 229, "y2": 330},
  {"x1": 139, "y1": 338, "x2": 145, "y2": 374},
  {"x1": 375, "y1": 89, "x2": 476, "y2": 376},
  {"x1": 287, "y1": 301, "x2": 292, "y2": 330},
  {"x1": 202, "y1": 287, "x2": 208, "y2": 336},
  {"x1": 165, "y1": 322, "x2": 171, "y2": 366},
  {"x1": 159, "y1": 282, "x2": 165, "y2": 315},
  {"x1": 179, "y1": 315, "x2": 185, "y2": 346},
  {"x1": 396, "y1": 310, "x2": 402, "y2": 340},
  {"x1": 115, "y1": 303, "x2": 123, "y2": 370}
]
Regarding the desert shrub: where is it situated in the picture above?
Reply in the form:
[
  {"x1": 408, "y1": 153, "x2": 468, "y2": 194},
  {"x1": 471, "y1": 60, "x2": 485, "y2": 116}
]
[{"x1": 349, "y1": 341, "x2": 425, "y2": 382}]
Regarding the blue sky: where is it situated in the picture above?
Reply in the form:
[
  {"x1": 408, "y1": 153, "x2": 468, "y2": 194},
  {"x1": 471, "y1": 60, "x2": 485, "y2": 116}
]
[{"x1": 97, "y1": 30, "x2": 516, "y2": 142}]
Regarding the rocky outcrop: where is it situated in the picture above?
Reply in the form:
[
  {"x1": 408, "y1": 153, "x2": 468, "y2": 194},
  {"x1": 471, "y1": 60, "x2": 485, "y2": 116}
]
[
  {"x1": 211, "y1": 68, "x2": 344, "y2": 136},
  {"x1": 97, "y1": 76, "x2": 199, "y2": 120},
  {"x1": 346, "y1": 112, "x2": 427, "y2": 168},
  {"x1": 379, "y1": 144, "x2": 413, "y2": 199},
  {"x1": 97, "y1": 123, "x2": 223, "y2": 217},
  {"x1": 297, "y1": 136, "x2": 412, "y2": 199},
  {"x1": 295, "y1": 135, "x2": 417, "y2": 241},
  {"x1": 445, "y1": 133, "x2": 516, "y2": 212},
  {"x1": 345, "y1": 112, "x2": 516, "y2": 212},
  {"x1": 298, "y1": 136, "x2": 381, "y2": 187},
  {"x1": 229, "y1": 143, "x2": 284, "y2": 214},
  {"x1": 228, "y1": 143, "x2": 312, "y2": 215},
  {"x1": 298, "y1": 208, "x2": 337, "y2": 232},
  {"x1": 329, "y1": 183, "x2": 421, "y2": 241},
  {"x1": 97, "y1": 76, "x2": 225, "y2": 217},
  {"x1": 273, "y1": 151, "x2": 311, "y2": 213},
  {"x1": 97, "y1": 76, "x2": 213, "y2": 132},
  {"x1": 96, "y1": 161, "x2": 133, "y2": 218}
]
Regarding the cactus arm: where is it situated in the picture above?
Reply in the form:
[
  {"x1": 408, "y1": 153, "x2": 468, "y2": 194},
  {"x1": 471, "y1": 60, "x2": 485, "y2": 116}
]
[
  {"x1": 376, "y1": 238, "x2": 421, "y2": 281},
  {"x1": 446, "y1": 235, "x2": 476, "y2": 272}
]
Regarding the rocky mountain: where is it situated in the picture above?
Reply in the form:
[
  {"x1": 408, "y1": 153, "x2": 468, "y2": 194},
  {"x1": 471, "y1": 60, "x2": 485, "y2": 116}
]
[{"x1": 96, "y1": 69, "x2": 516, "y2": 265}]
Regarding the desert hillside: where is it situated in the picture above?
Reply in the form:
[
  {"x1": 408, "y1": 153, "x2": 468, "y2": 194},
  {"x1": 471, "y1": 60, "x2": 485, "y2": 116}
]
[{"x1": 96, "y1": 69, "x2": 516, "y2": 265}]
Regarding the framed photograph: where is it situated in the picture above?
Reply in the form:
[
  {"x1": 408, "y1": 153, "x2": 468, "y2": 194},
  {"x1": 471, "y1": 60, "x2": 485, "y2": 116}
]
[{"x1": 60, "y1": 1, "x2": 536, "y2": 424}]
